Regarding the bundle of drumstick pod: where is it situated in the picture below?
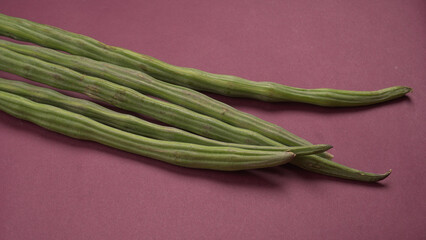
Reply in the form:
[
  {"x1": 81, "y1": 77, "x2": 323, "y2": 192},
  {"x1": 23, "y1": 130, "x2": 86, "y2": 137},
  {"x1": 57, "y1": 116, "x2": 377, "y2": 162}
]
[{"x1": 0, "y1": 13, "x2": 412, "y2": 182}]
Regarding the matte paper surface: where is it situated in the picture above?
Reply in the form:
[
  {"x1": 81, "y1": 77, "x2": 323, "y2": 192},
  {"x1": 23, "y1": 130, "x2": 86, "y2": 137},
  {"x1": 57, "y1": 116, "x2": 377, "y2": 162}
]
[{"x1": 0, "y1": 1, "x2": 425, "y2": 239}]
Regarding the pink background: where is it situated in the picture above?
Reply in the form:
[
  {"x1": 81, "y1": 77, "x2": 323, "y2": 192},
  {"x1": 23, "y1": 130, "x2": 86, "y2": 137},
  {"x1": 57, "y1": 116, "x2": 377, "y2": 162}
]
[{"x1": 1, "y1": 1, "x2": 425, "y2": 239}]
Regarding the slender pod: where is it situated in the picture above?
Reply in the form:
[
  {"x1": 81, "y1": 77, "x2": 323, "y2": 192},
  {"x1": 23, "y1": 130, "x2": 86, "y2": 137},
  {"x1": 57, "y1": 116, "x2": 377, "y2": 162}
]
[
  {"x1": 292, "y1": 156, "x2": 391, "y2": 182},
  {"x1": 0, "y1": 13, "x2": 411, "y2": 107},
  {"x1": 0, "y1": 46, "x2": 282, "y2": 146},
  {"x1": 0, "y1": 77, "x2": 331, "y2": 155},
  {"x1": 0, "y1": 51, "x2": 392, "y2": 182},
  {"x1": 0, "y1": 39, "x2": 333, "y2": 160},
  {"x1": 0, "y1": 91, "x2": 297, "y2": 170}
]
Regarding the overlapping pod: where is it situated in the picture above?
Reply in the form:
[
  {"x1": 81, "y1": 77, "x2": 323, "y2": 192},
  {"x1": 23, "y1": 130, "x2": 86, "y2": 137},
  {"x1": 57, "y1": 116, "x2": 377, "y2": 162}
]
[
  {"x1": 0, "y1": 91, "x2": 296, "y2": 171},
  {"x1": 0, "y1": 77, "x2": 331, "y2": 156},
  {"x1": 0, "y1": 47, "x2": 391, "y2": 182},
  {"x1": 0, "y1": 39, "x2": 333, "y2": 160},
  {"x1": 0, "y1": 13, "x2": 411, "y2": 107},
  {"x1": 0, "y1": 46, "x2": 281, "y2": 146},
  {"x1": 0, "y1": 14, "x2": 405, "y2": 182}
]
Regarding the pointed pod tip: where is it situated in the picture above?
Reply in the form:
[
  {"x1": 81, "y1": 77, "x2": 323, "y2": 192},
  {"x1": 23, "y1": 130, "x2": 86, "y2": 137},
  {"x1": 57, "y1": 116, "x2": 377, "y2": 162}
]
[
  {"x1": 309, "y1": 144, "x2": 333, "y2": 154},
  {"x1": 404, "y1": 87, "x2": 413, "y2": 94},
  {"x1": 396, "y1": 86, "x2": 412, "y2": 94},
  {"x1": 322, "y1": 144, "x2": 333, "y2": 151},
  {"x1": 377, "y1": 169, "x2": 392, "y2": 181},
  {"x1": 391, "y1": 86, "x2": 412, "y2": 95}
]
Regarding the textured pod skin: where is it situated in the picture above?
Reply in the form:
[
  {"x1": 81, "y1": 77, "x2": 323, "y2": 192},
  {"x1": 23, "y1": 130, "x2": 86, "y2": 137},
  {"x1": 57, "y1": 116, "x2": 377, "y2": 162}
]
[
  {"x1": 0, "y1": 77, "x2": 332, "y2": 156},
  {"x1": 0, "y1": 14, "x2": 394, "y2": 181},
  {"x1": 0, "y1": 91, "x2": 297, "y2": 171},
  {"x1": 0, "y1": 13, "x2": 411, "y2": 106},
  {"x1": 0, "y1": 39, "x2": 333, "y2": 160},
  {"x1": 0, "y1": 47, "x2": 282, "y2": 146},
  {"x1": 293, "y1": 156, "x2": 391, "y2": 182},
  {"x1": 0, "y1": 52, "x2": 391, "y2": 182}
]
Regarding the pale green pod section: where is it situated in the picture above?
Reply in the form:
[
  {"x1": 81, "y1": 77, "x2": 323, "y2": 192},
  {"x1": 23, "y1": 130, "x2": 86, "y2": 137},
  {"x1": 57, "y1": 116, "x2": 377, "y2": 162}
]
[
  {"x1": 0, "y1": 14, "x2": 395, "y2": 181},
  {"x1": 0, "y1": 13, "x2": 411, "y2": 106},
  {"x1": 0, "y1": 39, "x2": 334, "y2": 160},
  {"x1": 0, "y1": 46, "x2": 392, "y2": 182},
  {"x1": 0, "y1": 77, "x2": 331, "y2": 156},
  {"x1": 0, "y1": 91, "x2": 296, "y2": 171},
  {"x1": 0, "y1": 46, "x2": 281, "y2": 147}
]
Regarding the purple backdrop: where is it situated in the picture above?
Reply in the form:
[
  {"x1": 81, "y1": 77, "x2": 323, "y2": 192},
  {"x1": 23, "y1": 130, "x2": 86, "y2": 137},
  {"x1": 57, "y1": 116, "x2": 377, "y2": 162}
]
[{"x1": 1, "y1": 1, "x2": 425, "y2": 239}]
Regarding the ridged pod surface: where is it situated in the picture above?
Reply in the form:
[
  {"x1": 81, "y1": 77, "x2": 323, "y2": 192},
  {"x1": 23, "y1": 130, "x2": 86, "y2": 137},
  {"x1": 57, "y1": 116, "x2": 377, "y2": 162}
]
[
  {"x1": 0, "y1": 77, "x2": 331, "y2": 156},
  {"x1": 0, "y1": 13, "x2": 411, "y2": 106},
  {"x1": 0, "y1": 46, "x2": 281, "y2": 146},
  {"x1": 0, "y1": 91, "x2": 297, "y2": 171},
  {"x1": 0, "y1": 39, "x2": 333, "y2": 160},
  {"x1": 0, "y1": 48, "x2": 391, "y2": 181}
]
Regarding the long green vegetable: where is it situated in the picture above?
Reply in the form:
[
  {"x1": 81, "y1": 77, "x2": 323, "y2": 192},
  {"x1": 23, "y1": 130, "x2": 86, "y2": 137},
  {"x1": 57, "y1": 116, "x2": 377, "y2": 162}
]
[
  {"x1": 0, "y1": 90, "x2": 296, "y2": 171},
  {"x1": 0, "y1": 77, "x2": 331, "y2": 155},
  {"x1": 0, "y1": 13, "x2": 411, "y2": 107},
  {"x1": 294, "y1": 157, "x2": 391, "y2": 181},
  {"x1": 0, "y1": 46, "x2": 280, "y2": 146},
  {"x1": 0, "y1": 47, "x2": 391, "y2": 182},
  {"x1": 0, "y1": 14, "x2": 397, "y2": 182},
  {"x1": 0, "y1": 39, "x2": 332, "y2": 160}
]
